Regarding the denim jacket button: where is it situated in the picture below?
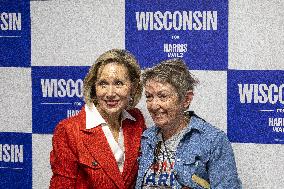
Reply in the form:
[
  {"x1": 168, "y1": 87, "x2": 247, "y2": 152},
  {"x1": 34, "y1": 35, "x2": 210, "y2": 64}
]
[{"x1": 173, "y1": 170, "x2": 177, "y2": 175}]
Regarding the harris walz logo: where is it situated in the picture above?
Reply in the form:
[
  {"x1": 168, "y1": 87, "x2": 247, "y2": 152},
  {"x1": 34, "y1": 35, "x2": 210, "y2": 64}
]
[
  {"x1": 126, "y1": 1, "x2": 227, "y2": 70},
  {"x1": 238, "y1": 83, "x2": 284, "y2": 133},
  {"x1": 228, "y1": 71, "x2": 284, "y2": 144},
  {"x1": 136, "y1": 10, "x2": 217, "y2": 58},
  {"x1": 32, "y1": 66, "x2": 89, "y2": 134}
]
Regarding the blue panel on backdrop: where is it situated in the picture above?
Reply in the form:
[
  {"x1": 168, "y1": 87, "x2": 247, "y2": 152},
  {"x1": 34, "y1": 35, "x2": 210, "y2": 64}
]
[
  {"x1": 125, "y1": 0, "x2": 228, "y2": 70},
  {"x1": 228, "y1": 70, "x2": 284, "y2": 144},
  {"x1": 32, "y1": 66, "x2": 90, "y2": 134},
  {"x1": 0, "y1": 133, "x2": 32, "y2": 188},
  {"x1": 0, "y1": 0, "x2": 30, "y2": 67}
]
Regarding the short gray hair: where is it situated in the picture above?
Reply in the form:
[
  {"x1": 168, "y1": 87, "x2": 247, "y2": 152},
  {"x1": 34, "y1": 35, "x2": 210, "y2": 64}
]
[{"x1": 142, "y1": 58, "x2": 198, "y2": 100}]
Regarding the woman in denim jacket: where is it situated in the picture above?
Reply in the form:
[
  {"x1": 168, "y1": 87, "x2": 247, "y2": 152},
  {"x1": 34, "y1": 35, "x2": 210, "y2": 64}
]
[{"x1": 136, "y1": 59, "x2": 242, "y2": 189}]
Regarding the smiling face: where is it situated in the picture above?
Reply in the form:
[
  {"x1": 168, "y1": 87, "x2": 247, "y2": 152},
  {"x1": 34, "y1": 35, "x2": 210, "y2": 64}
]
[
  {"x1": 95, "y1": 62, "x2": 132, "y2": 118},
  {"x1": 145, "y1": 79, "x2": 186, "y2": 130}
]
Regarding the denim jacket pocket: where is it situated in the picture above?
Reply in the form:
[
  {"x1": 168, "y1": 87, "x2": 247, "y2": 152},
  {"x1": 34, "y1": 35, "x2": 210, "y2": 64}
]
[
  {"x1": 183, "y1": 155, "x2": 207, "y2": 169},
  {"x1": 179, "y1": 155, "x2": 209, "y2": 188}
]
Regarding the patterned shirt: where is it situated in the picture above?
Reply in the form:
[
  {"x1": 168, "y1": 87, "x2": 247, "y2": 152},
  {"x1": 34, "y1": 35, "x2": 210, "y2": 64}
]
[{"x1": 142, "y1": 128, "x2": 187, "y2": 188}]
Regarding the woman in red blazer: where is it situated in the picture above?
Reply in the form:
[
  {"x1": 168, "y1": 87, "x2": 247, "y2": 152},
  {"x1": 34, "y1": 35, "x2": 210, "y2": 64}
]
[{"x1": 50, "y1": 49, "x2": 146, "y2": 189}]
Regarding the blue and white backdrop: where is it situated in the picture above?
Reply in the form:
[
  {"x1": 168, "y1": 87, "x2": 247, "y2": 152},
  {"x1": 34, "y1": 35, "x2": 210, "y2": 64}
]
[{"x1": 0, "y1": 0, "x2": 283, "y2": 188}]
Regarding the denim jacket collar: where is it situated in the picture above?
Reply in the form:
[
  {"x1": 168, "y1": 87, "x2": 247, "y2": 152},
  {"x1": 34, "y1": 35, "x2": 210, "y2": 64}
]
[{"x1": 142, "y1": 112, "x2": 205, "y2": 148}]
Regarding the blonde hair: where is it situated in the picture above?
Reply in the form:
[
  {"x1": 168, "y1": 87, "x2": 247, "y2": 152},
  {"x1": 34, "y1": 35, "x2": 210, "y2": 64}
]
[{"x1": 83, "y1": 49, "x2": 142, "y2": 108}]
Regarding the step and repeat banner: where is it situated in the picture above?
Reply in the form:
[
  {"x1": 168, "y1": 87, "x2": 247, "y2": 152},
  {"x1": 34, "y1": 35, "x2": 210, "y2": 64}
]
[
  {"x1": 0, "y1": 0, "x2": 30, "y2": 67},
  {"x1": 0, "y1": 1, "x2": 32, "y2": 188},
  {"x1": 125, "y1": 1, "x2": 228, "y2": 70},
  {"x1": 32, "y1": 66, "x2": 89, "y2": 134},
  {"x1": 228, "y1": 70, "x2": 284, "y2": 143},
  {"x1": 125, "y1": 0, "x2": 284, "y2": 144},
  {"x1": 0, "y1": 0, "x2": 283, "y2": 188}
]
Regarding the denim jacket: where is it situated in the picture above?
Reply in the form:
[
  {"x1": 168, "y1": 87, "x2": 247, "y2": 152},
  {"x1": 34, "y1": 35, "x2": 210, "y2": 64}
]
[{"x1": 136, "y1": 112, "x2": 242, "y2": 189}]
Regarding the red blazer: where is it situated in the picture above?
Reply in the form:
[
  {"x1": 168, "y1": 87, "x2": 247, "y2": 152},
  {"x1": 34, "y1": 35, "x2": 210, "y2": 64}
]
[{"x1": 50, "y1": 107, "x2": 146, "y2": 189}]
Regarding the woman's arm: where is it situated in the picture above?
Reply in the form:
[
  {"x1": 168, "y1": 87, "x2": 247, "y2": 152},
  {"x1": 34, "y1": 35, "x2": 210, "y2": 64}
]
[
  {"x1": 49, "y1": 121, "x2": 79, "y2": 189},
  {"x1": 208, "y1": 131, "x2": 242, "y2": 189}
]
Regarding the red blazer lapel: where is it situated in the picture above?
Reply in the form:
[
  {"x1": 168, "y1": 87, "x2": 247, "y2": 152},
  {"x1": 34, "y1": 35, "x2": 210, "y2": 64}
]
[
  {"x1": 122, "y1": 119, "x2": 143, "y2": 181},
  {"x1": 80, "y1": 126, "x2": 125, "y2": 189}
]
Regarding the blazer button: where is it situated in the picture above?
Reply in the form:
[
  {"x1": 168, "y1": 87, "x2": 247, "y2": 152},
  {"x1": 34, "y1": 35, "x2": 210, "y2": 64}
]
[{"x1": 92, "y1": 161, "x2": 98, "y2": 166}]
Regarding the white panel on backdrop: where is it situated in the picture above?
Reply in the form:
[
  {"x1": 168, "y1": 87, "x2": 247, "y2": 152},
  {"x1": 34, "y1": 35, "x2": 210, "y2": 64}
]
[
  {"x1": 233, "y1": 143, "x2": 284, "y2": 189},
  {"x1": 0, "y1": 68, "x2": 32, "y2": 132},
  {"x1": 31, "y1": 0, "x2": 125, "y2": 66},
  {"x1": 190, "y1": 71, "x2": 227, "y2": 132},
  {"x1": 229, "y1": 0, "x2": 284, "y2": 70},
  {"x1": 32, "y1": 134, "x2": 53, "y2": 189}
]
